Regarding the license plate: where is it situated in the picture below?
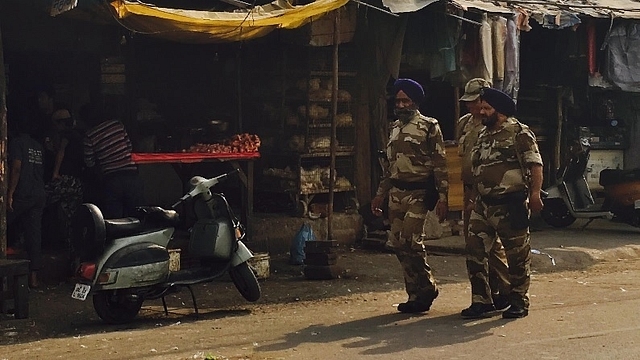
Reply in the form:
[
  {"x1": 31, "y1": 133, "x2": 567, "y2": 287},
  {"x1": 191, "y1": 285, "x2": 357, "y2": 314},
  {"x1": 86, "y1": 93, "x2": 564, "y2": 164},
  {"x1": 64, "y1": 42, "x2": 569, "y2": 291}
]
[{"x1": 71, "y1": 283, "x2": 91, "y2": 301}]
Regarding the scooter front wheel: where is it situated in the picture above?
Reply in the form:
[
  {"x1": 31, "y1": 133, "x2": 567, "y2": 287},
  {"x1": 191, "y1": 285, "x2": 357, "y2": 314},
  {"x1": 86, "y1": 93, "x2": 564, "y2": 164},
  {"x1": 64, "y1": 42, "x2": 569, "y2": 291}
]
[
  {"x1": 541, "y1": 198, "x2": 576, "y2": 228},
  {"x1": 93, "y1": 290, "x2": 143, "y2": 324},
  {"x1": 230, "y1": 262, "x2": 261, "y2": 302}
]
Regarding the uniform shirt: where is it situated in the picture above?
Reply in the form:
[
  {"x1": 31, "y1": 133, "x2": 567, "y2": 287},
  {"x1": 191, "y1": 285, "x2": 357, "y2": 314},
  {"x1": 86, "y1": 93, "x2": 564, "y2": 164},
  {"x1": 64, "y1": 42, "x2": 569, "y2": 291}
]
[
  {"x1": 8, "y1": 133, "x2": 46, "y2": 200},
  {"x1": 84, "y1": 120, "x2": 137, "y2": 175},
  {"x1": 457, "y1": 113, "x2": 483, "y2": 185},
  {"x1": 471, "y1": 117, "x2": 542, "y2": 197},
  {"x1": 376, "y1": 112, "x2": 449, "y2": 202}
]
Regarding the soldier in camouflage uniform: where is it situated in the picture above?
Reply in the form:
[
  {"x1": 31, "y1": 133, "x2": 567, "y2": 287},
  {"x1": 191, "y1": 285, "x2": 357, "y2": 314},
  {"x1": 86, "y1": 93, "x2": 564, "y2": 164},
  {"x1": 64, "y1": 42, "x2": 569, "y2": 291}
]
[
  {"x1": 371, "y1": 78, "x2": 449, "y2": 313},
  {"x1": 457, "y1": 79, "x2": 510, "y2": 312},
  {"x1": 461, "y1": 87, "x2": 544, "y2": 319}
]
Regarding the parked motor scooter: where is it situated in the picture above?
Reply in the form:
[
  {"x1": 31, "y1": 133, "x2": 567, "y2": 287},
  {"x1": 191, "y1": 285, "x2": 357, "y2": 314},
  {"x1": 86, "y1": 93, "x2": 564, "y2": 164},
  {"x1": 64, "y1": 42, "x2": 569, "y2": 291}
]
[
  {"x1": 541, "y1": 137, "x2": 640, "y2": 229},
  {"x1": 70, "y1": 170, "x2": 261, "y2": 324}
]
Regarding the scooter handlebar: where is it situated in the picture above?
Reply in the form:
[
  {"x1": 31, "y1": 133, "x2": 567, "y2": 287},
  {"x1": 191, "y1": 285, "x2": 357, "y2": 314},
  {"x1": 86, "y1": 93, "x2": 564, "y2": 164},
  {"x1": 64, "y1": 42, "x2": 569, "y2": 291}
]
[{"x1": 172, "y1": 170, "x2": 240, "y2": 208}]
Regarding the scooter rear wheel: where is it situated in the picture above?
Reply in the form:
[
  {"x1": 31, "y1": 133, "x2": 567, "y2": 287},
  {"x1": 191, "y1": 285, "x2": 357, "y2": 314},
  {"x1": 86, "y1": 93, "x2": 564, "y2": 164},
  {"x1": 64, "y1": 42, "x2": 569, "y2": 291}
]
[
  {"x1": 541, "y1": 199, "x2": 576, "y2": 228},
  {"x1": 230, "y1": 262, "x2": 261, "y2": 302},
  {"x1": 93, "y1": 291, "x2": 143, "y2": 324}
]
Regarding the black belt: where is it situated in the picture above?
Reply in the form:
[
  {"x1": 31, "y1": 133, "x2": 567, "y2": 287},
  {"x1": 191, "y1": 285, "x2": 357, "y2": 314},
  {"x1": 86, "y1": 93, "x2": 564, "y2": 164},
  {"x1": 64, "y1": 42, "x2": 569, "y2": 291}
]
[
  {"x1": 390, "y1": 179, "x2": 428, "y2": 191},
  {"x1": 480, "y1": 191, "x2": 527, "y2": 206}
]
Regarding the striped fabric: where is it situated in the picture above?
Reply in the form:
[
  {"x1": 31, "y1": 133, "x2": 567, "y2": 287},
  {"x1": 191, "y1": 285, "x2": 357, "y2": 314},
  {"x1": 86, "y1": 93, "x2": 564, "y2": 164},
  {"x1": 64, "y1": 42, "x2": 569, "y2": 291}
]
[{"x1": 84, "y1": 120, "x2": 137, "y2": 175}]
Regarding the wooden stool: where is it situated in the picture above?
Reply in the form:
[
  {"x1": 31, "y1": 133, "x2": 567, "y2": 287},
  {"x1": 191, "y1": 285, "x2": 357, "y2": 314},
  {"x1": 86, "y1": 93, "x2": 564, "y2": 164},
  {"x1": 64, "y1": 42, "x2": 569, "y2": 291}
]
[{"x1": 0, "y1": 259, "x2": 30, "y2": 319}]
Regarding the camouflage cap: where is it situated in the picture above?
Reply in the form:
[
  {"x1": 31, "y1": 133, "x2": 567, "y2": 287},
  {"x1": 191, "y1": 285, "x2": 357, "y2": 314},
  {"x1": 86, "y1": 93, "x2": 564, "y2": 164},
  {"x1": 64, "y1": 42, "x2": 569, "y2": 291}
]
[{"x1": 459, "y1": 78, "x2": 492, "y2": 102}]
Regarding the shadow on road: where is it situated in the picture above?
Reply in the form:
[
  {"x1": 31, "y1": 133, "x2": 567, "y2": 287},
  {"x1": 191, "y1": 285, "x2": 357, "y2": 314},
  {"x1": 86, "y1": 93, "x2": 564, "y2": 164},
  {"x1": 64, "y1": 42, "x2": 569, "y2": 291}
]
[{"x1": 257, "y1": 312, "x2": 505, "y2": 355}]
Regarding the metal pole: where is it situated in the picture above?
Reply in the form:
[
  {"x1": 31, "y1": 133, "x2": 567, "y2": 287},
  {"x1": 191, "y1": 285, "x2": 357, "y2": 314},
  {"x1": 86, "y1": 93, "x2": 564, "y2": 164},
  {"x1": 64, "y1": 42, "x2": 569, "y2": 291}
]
[{"x1": 327, "y1": 10, "x2": 340, "y2": 241}]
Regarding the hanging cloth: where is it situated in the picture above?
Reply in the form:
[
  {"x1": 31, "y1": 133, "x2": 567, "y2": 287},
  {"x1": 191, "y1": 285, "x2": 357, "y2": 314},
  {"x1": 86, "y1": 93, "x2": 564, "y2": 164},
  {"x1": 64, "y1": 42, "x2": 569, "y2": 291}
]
[
  {"x1": 479, "y1": 13, "x2": 493, "y2": 84},
  {"x1": 504, "y1": 15, "x2": 520, "y2": 99},
  {"x1": 492, "y1": 16, "x2": 507, "y2": 90}
]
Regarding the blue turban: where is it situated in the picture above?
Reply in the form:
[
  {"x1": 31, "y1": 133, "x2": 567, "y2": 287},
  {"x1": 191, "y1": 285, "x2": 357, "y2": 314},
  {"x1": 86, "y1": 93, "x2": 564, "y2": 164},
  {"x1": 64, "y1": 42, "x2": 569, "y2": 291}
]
[
  {"x1": 393, "y1": 78, "x2": 425, "y2": 104},
  {"x1": 480, "y1": 87, "x2": 516, "y2": 117}
]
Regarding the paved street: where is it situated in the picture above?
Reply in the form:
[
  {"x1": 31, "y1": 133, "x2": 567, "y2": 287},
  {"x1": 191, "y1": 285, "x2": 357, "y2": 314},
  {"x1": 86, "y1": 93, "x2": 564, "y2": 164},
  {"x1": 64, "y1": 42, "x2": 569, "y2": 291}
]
[{"x1": 2, "y1": 219, "x2": 640, "y2": 360}]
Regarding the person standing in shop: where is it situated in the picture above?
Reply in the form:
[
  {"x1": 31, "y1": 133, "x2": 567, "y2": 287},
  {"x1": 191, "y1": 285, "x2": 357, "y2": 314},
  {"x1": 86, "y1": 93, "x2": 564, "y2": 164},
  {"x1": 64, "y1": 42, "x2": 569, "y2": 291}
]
[
  {"x1": 371, "y1": 78, "x2": 449, "y2": 314},
  {"x1": 7, "y1": 112, "x2": 46, "y2": 288},
  {"x1": 83, "y1": 101, "x2": 144, "y2": 219}
]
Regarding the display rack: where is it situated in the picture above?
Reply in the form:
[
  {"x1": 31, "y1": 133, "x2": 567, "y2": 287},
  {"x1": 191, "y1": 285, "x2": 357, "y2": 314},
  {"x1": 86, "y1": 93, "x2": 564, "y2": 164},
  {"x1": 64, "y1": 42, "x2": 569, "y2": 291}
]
[{"x1": 260, "y1": 44, "x2": 359, "y2": 217}]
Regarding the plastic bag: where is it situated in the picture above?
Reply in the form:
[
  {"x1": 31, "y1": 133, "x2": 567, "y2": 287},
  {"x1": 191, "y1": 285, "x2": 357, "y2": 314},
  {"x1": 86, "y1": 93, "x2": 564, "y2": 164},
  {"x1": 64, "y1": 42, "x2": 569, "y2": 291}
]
[
  {"x1": 422, "y1": 210, "x2": 443, "y2": 240},
  {"x1": 289, "y1": 222, "x2": 317, "y2": 265}
]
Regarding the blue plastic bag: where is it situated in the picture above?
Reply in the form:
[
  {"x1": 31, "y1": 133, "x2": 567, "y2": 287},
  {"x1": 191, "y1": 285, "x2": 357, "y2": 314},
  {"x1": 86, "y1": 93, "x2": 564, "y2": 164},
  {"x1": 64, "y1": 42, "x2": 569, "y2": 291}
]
[{"x1": 289, "y1": 222, "x2": 316, "y2": 265}]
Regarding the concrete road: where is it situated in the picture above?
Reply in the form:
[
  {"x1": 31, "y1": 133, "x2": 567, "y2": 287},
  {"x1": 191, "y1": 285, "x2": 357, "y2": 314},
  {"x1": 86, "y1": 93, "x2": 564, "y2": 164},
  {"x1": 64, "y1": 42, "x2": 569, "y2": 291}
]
[
  {"x1": 2, "y1": 218, "x2": 640, "y2": 359},
  {"x1": 3, "y1": 257, "x2": 640, "y2": 358}
]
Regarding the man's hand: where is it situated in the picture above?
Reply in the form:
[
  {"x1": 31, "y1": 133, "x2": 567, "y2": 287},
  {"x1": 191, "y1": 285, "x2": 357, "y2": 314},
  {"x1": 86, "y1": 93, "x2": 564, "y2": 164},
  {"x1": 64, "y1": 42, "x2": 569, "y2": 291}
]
[
  {"x1": 529, "y1": 191, "x2": 544, "y2": 213},
  {"x1": 371, "y1": 195, "x2": 384, "y2": 216},
  {"x1": 435, "y1": 200, "x2": 448, "y2": 222},
  {"x1": 7, "y1": 194, "x2": 14, "y2": 212}
]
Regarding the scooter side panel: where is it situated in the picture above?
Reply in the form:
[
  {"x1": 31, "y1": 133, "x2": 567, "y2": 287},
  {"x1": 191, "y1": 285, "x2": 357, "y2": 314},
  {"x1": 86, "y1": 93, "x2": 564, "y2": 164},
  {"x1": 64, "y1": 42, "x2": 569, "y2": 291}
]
[
  {"x1": 98, "y1": 261, "x2": 170, "y2": 290},
  {"x1": 97, "y1": 243, "x2": 170, "y2": 290},
  {"x1": 92, "y1": 228, "x2": 174, "y2": 288}
]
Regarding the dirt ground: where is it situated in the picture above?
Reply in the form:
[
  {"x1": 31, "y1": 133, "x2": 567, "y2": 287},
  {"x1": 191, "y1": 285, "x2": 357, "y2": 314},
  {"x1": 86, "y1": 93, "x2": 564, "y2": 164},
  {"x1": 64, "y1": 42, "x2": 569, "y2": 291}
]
[
  {"x1": 0, "y1": 236, "x2": 581, "y2": 349},
  {"x1": 0, "y1": 245, "x2": 455, "y2": 346}
]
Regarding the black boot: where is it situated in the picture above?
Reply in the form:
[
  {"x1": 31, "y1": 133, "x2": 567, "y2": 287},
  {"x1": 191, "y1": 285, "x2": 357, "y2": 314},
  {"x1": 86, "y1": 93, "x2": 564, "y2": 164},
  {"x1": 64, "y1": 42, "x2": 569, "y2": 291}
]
[
  {"x1": 397, "y1": 290, "x2": 439, "y2": 313},
  {"x1": 492, "y1": 295, "x2": 511, "y2": 312},
  {"x1": 502, "y1": 304, "x2": 528, "y2": 318},
  {"x1": 460, "y1": 303, "x2": 496, "y2": 319}
]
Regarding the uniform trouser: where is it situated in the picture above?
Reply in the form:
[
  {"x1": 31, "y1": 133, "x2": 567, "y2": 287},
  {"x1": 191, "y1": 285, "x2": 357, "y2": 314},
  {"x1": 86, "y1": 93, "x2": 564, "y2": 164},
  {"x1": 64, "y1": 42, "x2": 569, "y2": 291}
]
[
  {"x1": 386, "y1": 187, "x2": 438, "y2": 303},
  {"x1": 7, "y1": 195, "x2": 46, "y2": 271},
  {"x1": 466, "y1": 200, "x2": 531, "y2": 309},
  {"x1": 463, "y1": 187, "x2": 510, "y2": 296}
]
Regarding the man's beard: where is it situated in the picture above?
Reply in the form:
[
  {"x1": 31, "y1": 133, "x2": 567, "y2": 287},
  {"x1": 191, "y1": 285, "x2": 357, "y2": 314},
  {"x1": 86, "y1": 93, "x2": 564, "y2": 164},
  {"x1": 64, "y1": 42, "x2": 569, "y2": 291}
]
[
  {"x1": 482, "y1": 112, "x2": 498, "y2": 128},
  {"x1": 394, "y1": 108, "x2": 418, "y2": 122}
]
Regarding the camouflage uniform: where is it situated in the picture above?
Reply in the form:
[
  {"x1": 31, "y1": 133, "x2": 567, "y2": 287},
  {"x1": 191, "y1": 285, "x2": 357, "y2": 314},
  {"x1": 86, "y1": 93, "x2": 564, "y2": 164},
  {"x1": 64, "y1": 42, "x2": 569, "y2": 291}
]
[
  {"x1": 467, "y1": 117, "x2": 542, "y2": 310},
  {"x1": 457, "y1": 113, "x2": 510, "y2": 297},
  {"x1": 376, "y1": 112, "x2": 448, "y2": 303}
]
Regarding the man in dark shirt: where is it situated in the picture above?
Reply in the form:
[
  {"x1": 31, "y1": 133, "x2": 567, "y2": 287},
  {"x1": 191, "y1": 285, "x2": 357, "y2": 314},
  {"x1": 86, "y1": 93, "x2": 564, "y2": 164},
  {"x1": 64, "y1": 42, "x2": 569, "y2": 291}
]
[{"x1": 8, "y1": 117, "x2": 47, "y2": 288}]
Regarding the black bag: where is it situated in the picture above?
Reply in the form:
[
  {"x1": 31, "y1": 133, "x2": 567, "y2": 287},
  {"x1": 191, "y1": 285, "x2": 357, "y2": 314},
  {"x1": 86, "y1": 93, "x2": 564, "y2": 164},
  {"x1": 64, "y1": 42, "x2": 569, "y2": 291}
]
[
  {"x1": 508, "y1": 200, "x2": 530, "y2": 230},
  {"x1": 423, "y1": 176, "x2": 439, "y2": 211}
]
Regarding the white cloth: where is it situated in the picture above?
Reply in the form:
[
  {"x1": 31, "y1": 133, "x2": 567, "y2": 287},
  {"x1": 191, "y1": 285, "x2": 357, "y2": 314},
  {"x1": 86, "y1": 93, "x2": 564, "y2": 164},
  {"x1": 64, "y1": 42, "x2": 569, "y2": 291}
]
[{"x1": 381, "y1": 0, "x2": 439, "y2": 14}]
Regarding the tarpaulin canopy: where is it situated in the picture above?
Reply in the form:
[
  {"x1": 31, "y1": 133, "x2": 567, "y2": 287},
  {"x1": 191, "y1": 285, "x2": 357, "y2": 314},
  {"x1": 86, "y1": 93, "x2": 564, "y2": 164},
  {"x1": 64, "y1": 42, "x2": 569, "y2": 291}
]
[{"x1": 109, "y1": 0, "x2": 349, "y2": 43}]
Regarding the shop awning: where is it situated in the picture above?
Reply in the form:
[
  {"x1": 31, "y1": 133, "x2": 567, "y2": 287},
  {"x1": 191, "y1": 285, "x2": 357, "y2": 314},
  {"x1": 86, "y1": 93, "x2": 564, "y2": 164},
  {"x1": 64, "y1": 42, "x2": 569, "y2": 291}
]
[
  {"x1": 108, "y1": 0, "x2": 349, "y2": 43},
  {"x1": 451, "y1": 0, "x2": 640, "y2": 20},
  {"x1": 382, "y1": 0, "x2": 640, "y2": 19}
]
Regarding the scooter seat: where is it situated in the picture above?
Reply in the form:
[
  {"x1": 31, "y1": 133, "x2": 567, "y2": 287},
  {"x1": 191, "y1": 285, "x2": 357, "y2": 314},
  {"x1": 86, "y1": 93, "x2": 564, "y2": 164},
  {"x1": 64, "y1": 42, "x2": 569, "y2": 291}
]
[
  {"x1": 105, "y1": 218, "x2": 143, "y2": 238},
  {"x1": 136, "y1": 206, "x2": 180, "y2": 226},
  {"x1": 600, "y1": 169, "x2": 640, "y2": 186}
]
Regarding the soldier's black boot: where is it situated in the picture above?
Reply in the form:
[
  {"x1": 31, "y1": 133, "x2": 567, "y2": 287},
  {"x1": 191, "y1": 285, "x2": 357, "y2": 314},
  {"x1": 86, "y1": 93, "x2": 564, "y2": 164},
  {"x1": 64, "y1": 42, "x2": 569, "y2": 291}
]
[
  {"x1": 460, "y1": 303, "x2": 496, "y2": 319},
  {"x1": 492, "y1": 295, "x2": 511, "y2": 312},
  {"x1": 397, "y1": 289, "x2": 438, "y2": 313},
  {"x1": 502, "y1": 304, "x2": 528, "y2": 318}
]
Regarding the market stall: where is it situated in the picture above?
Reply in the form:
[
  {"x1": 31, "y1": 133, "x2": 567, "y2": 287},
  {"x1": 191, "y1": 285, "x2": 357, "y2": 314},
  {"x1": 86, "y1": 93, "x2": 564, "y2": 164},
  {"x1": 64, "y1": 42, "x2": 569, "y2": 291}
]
[{"x1": 131, "y1": 134, "x2": 261, "y2": 226}]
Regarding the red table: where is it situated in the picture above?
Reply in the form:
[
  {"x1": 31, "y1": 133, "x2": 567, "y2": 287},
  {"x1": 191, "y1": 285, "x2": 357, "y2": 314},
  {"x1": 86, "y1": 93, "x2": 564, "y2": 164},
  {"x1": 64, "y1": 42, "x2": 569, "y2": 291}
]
[{"x1": 132, "y1": 152, "x2": 260, "y2": 225}]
